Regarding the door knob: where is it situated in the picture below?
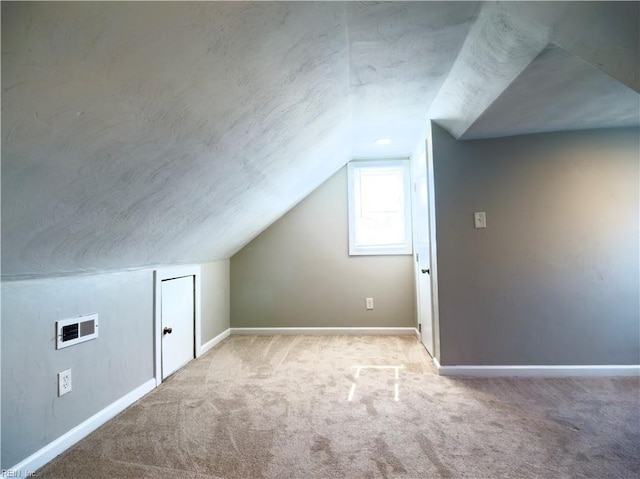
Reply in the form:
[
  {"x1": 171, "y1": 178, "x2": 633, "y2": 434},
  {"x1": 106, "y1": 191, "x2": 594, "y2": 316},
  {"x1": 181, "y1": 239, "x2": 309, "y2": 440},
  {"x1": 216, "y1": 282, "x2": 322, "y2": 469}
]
[
  {"x1": 163, "y1": 327, "x2": 173, "y2": 335},
  {"x1": 421, "y1": 269, "x2": 430, "y2": 274}
]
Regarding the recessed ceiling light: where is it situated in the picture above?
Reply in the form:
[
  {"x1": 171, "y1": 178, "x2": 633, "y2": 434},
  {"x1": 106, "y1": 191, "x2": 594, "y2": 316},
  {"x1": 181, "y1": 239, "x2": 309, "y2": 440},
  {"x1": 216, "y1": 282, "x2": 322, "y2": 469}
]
[{"x1": 375, "y1": 138, "x2": 392, "y2": 145}]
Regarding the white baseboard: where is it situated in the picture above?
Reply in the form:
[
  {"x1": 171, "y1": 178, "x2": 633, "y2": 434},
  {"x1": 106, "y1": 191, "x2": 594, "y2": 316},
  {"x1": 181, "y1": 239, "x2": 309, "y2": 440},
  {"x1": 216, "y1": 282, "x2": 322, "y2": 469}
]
[
  {"x1": 9, "y1": 378, "x2": 156, "y2": 476},
  {"x1": 230, "y1": 327, "x2": 417, "y2": 336},
  {"x1": 434, "y1": 360, "x2": 640, "y2": 377},
  {"x1": 200, "y1": 328, "x2": 231, "y2": 355}
]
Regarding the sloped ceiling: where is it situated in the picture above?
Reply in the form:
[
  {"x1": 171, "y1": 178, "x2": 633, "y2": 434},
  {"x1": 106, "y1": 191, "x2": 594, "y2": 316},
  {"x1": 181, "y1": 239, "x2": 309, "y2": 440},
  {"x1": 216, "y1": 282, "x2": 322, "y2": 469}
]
[
  {"x1": 463, "y1": 43, "x2": 640, "y2": 140},
  {"x1": 2, "y1": 1, "x2": 638, "y2": 279},
  {"x1": 427, "y1": 1, "x2": 639, "y2": 138}
]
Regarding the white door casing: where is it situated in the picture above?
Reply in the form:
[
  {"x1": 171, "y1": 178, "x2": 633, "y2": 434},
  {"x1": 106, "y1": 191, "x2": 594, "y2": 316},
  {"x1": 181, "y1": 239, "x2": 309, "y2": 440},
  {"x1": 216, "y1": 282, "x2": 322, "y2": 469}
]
[
  {"x1": 411, "y1": 149, "x2": 434, "y2": 356},
  {"x1": 154, "y1": 265, "x2": 202, "y2": 386},
  {"x1": 161, "y1": 275, "x2": 195, "y2": 379}
]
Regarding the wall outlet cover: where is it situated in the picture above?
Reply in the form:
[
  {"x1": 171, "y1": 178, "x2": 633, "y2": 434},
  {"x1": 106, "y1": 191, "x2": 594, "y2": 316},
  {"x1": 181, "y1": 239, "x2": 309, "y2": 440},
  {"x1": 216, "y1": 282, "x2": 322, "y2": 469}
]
[{"x1": 58, "y1": 369, "x2": 72, "y2": 396}]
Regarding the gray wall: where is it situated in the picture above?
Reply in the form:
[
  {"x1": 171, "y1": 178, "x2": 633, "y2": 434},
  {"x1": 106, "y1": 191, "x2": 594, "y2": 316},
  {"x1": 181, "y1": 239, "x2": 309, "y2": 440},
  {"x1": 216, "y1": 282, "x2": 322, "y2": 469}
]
[
  {"x1": 1, "y1": 270, "x2": 153, "y2": 468},
  {"x1": 201, "y1": 261, "x2": 231, "y2": 342},
  {"x1": 431, "y1": 124, "x2": 640, "y2": 365},
  {"x1": 231, "y1": 167, "x2": 416, "y2": 328},
  {"x1": 1, "y1": 261, "x2": 230, "y2": 469}
]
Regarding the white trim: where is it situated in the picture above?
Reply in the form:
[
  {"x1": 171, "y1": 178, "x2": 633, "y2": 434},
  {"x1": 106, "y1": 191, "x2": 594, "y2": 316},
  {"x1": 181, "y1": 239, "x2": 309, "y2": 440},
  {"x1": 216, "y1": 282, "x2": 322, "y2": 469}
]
[
  {"x1": 425, "y1": 123, "x2": 441, "y2": 359},
  {"x1": 411, "y1": 142, "x2": 435, "y2": 358},
  {"x1": 8, "y1": 378, "x2": 155, "y2": 477},
  {"x1": 229, "y1": 327, "x2": 418, "y2": 336},
  {"x1": 154, "y1": 265, "x2": 202, "y2": 387},
  {"x1": 434, "y1": 362, "x2": 640, "y2": 377},
  {"x1": 200, "y1": 328, "x2": 231, "y2": 355}
]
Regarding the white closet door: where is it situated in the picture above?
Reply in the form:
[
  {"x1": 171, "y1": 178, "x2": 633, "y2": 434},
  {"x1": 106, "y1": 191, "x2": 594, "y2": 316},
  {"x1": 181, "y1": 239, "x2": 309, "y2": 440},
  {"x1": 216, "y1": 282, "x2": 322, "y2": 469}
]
[{"x1": 161, "y1": 276, "x2": 195, "y2": 379}]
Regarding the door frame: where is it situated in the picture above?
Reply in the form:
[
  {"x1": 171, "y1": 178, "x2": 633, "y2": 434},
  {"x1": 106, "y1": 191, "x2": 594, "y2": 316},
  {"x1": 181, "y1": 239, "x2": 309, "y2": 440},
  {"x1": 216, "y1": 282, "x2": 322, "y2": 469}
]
[
  {"x1": 154, "y1": 264, "x2": 202, "y2": 386},
  {"x1": 411, "y1": 146, "x2": 434, "y2": 357},
  {"x1": 410, "y1": 125, "x2": 441, "y2": 362},
  {"x1": 425, "y1": 123, "x2": 441, "y2": 361}
]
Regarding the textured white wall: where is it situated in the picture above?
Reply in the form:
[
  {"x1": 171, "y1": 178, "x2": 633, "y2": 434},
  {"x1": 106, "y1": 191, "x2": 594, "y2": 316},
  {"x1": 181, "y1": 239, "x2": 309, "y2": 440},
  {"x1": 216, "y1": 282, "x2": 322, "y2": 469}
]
[
  {"x1": 428, "y1": 1, "x2": 639, "y2": 139},
  {"x1": 2, "y1": 2, "x2": 351, "y2": 277},
  {"x1": 464, "y1": 44, "x2": 640, "y2": 139},
  {"x1": 3, "y1": 2, "x2": 636, "y2": 278},
  {"x1": 1, "y1": 2, "x2": 477, "y2": 278}
]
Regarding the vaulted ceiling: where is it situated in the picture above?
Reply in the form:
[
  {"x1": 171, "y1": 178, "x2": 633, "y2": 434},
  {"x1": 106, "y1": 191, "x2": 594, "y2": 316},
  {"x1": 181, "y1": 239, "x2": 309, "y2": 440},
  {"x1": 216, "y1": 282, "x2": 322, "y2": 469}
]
[{"x1": 2, "y1": 1, "x2": 638, "y2": 278}]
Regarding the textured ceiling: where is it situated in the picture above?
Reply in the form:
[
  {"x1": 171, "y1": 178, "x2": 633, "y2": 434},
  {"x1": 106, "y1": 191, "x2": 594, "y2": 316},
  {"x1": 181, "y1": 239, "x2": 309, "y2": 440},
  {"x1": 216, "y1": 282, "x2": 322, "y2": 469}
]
[
  {"x1": 463, "y1": 44, "x2": 640, "y2": 139},
  {"x1": 346, "y1": 1, "x2": 478, "y2": 158},
  {"x1": 427, "y1": 1, "x2": 639, "y2": 138},
  {"x1": 2, "y1": 1, "x2": 638, "y2": 278}
]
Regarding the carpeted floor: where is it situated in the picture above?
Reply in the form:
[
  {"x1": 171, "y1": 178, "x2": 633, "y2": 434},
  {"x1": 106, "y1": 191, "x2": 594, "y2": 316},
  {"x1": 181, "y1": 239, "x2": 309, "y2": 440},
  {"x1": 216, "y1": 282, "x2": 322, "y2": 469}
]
[{"x1": 38, "y1": 335, "x2": 639, "y2": 478}]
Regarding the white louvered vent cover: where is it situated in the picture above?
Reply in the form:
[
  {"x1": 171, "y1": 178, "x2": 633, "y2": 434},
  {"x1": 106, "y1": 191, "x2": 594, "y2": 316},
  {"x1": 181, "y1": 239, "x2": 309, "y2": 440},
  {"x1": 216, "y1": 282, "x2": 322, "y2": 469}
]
[{"x1": 56, "y1": 314, "x2": 99, "y2": 349}]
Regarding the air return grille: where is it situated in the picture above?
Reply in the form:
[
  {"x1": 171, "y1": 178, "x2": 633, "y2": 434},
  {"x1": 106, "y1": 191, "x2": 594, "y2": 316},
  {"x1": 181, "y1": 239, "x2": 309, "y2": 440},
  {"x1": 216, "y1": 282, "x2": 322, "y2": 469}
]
[{"x1": 56, "y1": 314, "x2": 99, "y2": 349}]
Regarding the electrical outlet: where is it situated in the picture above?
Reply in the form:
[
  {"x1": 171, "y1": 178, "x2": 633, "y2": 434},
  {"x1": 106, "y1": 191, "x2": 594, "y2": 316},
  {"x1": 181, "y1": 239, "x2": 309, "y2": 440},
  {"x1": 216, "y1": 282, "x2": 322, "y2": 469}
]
[
  {"x1": 366, "y1": 297, "x2": 374, "y2": 310},
  {"x1": 58, "y1": 369, "x2": 72, "y2": 396}
]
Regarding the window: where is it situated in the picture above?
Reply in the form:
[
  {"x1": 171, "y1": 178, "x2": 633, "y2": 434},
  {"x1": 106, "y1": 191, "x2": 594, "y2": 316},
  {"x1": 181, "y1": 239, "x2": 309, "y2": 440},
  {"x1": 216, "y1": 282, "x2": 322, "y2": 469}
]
[{"x1": 347, "y1": 160, "x2": 413, "y2": 255}]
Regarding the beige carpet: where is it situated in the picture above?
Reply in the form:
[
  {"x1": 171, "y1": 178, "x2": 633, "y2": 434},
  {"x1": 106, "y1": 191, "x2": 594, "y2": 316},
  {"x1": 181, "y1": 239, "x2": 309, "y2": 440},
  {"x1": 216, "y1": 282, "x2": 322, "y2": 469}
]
[{"x1": 38, "y1": 335, "x2": 639, "y2": 478}]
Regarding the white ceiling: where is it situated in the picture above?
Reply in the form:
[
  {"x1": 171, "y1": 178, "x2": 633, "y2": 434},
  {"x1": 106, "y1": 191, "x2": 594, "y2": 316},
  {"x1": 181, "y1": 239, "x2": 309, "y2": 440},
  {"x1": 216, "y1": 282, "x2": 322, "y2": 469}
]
[
  {"x1": 463, "y1": 43, "x2": 640, "y2": 140},
  {"x1": 2, "y1": 1, "x2": 638, "y2": 278}
]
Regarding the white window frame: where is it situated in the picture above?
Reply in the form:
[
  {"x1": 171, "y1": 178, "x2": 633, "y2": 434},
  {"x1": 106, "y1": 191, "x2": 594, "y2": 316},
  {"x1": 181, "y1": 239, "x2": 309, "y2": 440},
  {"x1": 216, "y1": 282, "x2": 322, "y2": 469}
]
[{"x1": 347, "y1": 159, "x2": 413, "y2": 256}]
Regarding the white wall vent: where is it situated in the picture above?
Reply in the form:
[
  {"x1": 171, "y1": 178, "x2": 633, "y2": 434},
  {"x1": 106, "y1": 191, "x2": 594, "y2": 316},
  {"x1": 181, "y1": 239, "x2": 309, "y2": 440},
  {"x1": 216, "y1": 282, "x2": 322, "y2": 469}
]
[{"x1": 56, "y1": 314, "x2": 99, "y2": 349}]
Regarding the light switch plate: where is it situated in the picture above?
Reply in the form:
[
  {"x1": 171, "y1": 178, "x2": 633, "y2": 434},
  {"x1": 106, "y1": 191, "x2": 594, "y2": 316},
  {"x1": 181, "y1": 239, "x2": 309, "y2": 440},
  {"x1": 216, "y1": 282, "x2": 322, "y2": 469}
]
[
  {"x1": 474, "y1": 212, "x2": 487, "y2": 229},
  {"x1": 365, "y1": 297, "x2": 374, "y2": 310}
]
